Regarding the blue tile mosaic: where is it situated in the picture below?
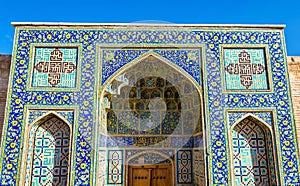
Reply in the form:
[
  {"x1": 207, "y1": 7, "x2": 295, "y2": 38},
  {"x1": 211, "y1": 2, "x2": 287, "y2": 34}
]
[
  {"x1": 0, "y1": 25, "x2": 298, "y2": 186},
  {"x1": 126, "y1": 150, "x2": 175, "y2": 160},
  {"x1": 101, "y1": 49, "x2": 202, "y2": 85},
  {"x1": 28, "y1": 110, "x2": 74, "y2": 126},
  {"x1": 228, "y1": 111, "x2": 273, "y2": 127},
  {"x1": 29, "y1": 117, "x2": 70, "y2": 185},
  {"x1": 128, "y1": 153, "x2": 172, "y2": 164}
]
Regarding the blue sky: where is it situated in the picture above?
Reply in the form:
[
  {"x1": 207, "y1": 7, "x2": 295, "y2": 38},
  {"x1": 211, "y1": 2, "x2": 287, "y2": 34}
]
[{"x1": 1, "y1": 0, "x2": 299, "y2": 55}]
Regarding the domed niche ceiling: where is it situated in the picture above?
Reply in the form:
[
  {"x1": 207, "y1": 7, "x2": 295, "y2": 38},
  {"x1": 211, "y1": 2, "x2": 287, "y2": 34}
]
[{"x1": 102, "y1": 55, "x2": 203, "y2": 144}]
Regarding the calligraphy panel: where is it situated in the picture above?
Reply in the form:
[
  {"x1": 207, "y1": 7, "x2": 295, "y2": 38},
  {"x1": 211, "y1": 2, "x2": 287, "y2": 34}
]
[
  {"x1": 32, "y1": 47, "x2": 78, "y2": 88},
  {"x1": 223, "y1": 48, "x2": 269, "y2": 90}
]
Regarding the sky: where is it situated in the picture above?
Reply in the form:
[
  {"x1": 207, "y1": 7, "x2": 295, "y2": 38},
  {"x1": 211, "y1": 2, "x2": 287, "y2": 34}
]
[{"x1": 0, "y1": 0, "x2": 299, "y2": 55}]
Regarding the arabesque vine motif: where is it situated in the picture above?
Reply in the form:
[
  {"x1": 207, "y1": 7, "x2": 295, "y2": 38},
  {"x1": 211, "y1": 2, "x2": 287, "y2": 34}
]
[{"x1": 0, "y1": 26, "x2": 298, "y2": 186}]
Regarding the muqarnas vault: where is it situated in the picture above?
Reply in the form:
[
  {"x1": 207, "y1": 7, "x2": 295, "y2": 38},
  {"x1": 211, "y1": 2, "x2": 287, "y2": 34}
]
[{"x1": 0, "y1": 23, "x2": 299, "y2": 186}]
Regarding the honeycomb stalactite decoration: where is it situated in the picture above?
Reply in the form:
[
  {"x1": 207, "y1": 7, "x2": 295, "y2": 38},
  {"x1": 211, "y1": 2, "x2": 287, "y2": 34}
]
[{"x1": 104, "y1": 56, "x2": 202, "y2": 140}]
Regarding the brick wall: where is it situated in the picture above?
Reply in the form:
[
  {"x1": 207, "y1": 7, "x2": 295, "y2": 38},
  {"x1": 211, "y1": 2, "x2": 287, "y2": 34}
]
[
  {"x1": 288, "y1": 56, "x2": 300, "y2": 153},
  {"x1": 0, "y1": 55, "x2": 11, "y2": 144}
]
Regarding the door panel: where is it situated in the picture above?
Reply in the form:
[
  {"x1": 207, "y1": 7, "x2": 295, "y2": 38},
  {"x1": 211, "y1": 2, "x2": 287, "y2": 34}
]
[
  {"x1": 129, "y1": 164, "x2": 172, "y2": 186},
  {"x1": 131, "y1": 167, "x2": 151, "y2": 186},
  {"x1": 151, "y1": 165, "x2": 171, "y2": 186}
]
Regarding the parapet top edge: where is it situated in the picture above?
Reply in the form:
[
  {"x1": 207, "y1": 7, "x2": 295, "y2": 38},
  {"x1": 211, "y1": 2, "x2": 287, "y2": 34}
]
[{"x1": 11, "y1": 22, "x2": 286, "y2": 29}]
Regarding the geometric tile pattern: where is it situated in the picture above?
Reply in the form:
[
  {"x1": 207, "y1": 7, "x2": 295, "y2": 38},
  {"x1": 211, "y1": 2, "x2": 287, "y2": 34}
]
[
  {"x1": 232, "y1": 117, "x2": 276, "y2": 185},
  {"x1": 30, "y1": 117, "x2": 70, "y2": 185},
  {"x1": 32, "y1": 47, "x2": 78, "y2": 88},
  {"x1": 224, "y1": 48, "x2": 268, "y2": 90},
  {"x1": 264, "y1": 128, "x2": 277, "y2": 185},
  {"x1": 176, "y1": 150, "x2": 193, "y2": 184},
  {"x1": 264, "y1": 127, "x2": 277, "y2": 185},
  {"x1": 107, "y1": 150, "x2": 123, "y2": 184},
  {"x1": 193, "y1": 149, "x2": 205, "y2": 186},
  {"x1": 1, "y1": 26, "x2": 299, "y2": 186}
]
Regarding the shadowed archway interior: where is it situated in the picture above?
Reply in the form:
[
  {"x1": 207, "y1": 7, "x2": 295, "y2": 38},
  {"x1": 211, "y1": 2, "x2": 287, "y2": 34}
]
[
  {"x1": 98, "y1": 55, "x2": 206, "y2": 185},
  {"x1": 231, "y1": 116, "x2": 277, "y2": 186},
  {"x1": 29, "y1": 116, "x2": 71, "y2": 186}
]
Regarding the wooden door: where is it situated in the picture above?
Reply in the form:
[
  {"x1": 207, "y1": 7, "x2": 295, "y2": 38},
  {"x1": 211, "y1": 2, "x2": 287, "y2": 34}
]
[
  {"x1": 151, "y1": 165, "x2": 170, "y2": 186},
  {"x1": 130, "y1": 166, "x2": 151, "y2": 186},
  {"x1": 128, "y1": 164, "x2": 172, "y2": 186}
]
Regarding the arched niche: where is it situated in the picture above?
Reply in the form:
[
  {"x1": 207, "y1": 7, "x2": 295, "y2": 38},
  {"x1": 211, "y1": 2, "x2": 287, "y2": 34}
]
[
  {"x1": 97, "y1": 53, "x2": 207, "y2": 185},
  {"x1": 101, "y1": 54, "x2": 203, "y2": 137},
  {"x1": 23, "y1": 113, "x2": 72, "y2": 186},
  {"x1": 230, "y1": 115, "x2": 278, "y2": 186}
]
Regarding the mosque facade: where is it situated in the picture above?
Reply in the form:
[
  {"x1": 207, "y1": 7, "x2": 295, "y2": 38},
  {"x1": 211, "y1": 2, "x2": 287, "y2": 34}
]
[{"x1": 0, "y1": 23, "x2": 299, "y2": 186}]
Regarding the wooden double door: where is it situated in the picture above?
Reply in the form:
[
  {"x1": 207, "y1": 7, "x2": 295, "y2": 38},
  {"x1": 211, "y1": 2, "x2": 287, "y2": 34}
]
[{"x1": 128, "y1": 164, "x2": 172, "y2": 186}]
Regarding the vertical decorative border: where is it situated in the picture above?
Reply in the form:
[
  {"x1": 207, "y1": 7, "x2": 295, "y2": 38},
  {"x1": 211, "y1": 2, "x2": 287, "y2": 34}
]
[
  {"x1": 107, "y1": 149, "x2": 123, "y2": 185},
  {"x1": 281, "y1": 28, "x2": 300, "y2": 184},
  {"x1": 97, "y1": 149, "x2": 107, "y2": 186},
  {"x1": 176, "y1": 149, "x2": 193, "y2": 184},
  {"x1": 193, "y1": 149, "x2": 205, "y2": 185}
]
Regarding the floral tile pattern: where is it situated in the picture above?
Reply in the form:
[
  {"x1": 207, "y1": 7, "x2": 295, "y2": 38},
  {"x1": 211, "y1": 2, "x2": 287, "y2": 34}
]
[{"x1": 0, "y1": 25, "x2": 298, "y2": 186}]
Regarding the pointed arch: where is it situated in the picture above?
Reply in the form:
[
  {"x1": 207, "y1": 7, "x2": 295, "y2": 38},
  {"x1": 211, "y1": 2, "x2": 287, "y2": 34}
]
[
  {"x1": 99, "y1": 52, "x2": 204, "y2": 135},
  {"x1": 127, "y1": 151, "x2": 174, "y2": 165},
  {"x1": 100, "y1": 51, "x2": 203, "y2": 97},
  {"x1": 28, "y1": 111, "x2": 73, "y2": 132},
  {"x1": 22, "y1": 112, "x2": 72, "y2": 186},
  {"x1": 97, "y1": 50, "x2": 207, "y2": 186},
  {"x1": 230, "y1": 113, "x2": 273, "y2": 131},
  {"x1": 229, "y1": 114, "x2": 278, "y2": 186}
]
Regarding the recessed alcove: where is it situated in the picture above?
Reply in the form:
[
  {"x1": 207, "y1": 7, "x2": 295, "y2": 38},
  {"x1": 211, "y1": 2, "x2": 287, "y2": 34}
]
[{"x1": 98, "y1": 55, "x2": 206, "y2": 185}]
